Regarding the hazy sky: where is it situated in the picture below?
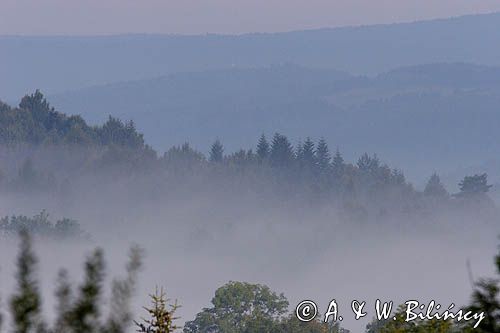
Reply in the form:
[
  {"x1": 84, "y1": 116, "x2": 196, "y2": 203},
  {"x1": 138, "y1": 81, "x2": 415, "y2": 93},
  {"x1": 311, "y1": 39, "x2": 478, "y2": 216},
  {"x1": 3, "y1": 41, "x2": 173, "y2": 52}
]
[{"x1": 1, "y1": 0, "x2": 500, "y2": 35}]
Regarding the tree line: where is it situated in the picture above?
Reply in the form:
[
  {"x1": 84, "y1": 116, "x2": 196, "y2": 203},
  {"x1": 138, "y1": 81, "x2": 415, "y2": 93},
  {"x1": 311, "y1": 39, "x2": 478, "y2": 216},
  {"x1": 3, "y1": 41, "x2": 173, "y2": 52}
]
[
  {"x1": 0, "y1": 210, "x2": 85, "y2": 239},
  {"x1": 0, "y1": 91, "x2": 494, "y2": 214},
  {"x1": 0, "y1": 91, "x2": 148, "y2": 150}
]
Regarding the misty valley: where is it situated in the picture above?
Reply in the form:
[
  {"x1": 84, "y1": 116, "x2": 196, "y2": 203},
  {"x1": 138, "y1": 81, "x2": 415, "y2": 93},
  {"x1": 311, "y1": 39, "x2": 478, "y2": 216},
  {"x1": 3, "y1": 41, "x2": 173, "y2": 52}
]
[
  {"x1": 0, "y1": 89, "x2": 498, "y2": 333},
  {"x1": 2, "y1": 9, "x2": 500, "y2": 333}
]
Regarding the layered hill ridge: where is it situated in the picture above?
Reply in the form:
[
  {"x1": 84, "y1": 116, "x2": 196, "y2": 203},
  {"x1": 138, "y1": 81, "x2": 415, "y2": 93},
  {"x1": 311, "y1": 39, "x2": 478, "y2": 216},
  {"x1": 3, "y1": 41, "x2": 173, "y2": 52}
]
[
  {"x1": 44, "y1": 62, "x2": 500, "y2": 184},
  {"x1": 2, "y1": 12, "x2": 500, "y2": 101}
]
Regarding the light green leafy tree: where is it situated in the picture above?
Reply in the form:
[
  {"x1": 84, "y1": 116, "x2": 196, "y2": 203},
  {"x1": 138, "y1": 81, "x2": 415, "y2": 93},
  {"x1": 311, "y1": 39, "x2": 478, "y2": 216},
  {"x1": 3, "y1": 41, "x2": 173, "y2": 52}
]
[{"x1": 183, "y1": 281, "x2": 289, "y2": 333}]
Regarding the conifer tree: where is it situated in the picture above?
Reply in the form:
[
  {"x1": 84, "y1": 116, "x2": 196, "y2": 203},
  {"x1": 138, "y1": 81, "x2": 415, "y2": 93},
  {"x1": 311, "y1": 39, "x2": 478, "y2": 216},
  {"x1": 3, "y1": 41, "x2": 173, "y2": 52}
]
[
  {"x1": 67, "y1": 249, "x2": 105, "y2": 333},
  {"x1": 10, "y1": 230, "x2": 43, "y2": 333},
  {"x1": 53, "y1": 270, "x2": 72, "y2": 333},
  {"x1": 209, "y1": 140, "x2": 224, "y2": 163},
  {"x1": 0, "y1": 99, "x2": 11, "y2": 112},
  {"x1": 18, "y1": 90, "x2": 55, "y2": 130},
  {"x1": 468, "y1": 279, "x2": 500, "y2": 333},
  {"x1": 2, "y1": 231, "x2": 145, "y2": 333},
  {"x1": 135, "y1": 287, "x2": 180, "y2": 333},
  {"x1": 466, "y1": 245, "x2": 500, "y2": 333},
  {"x1": 269, "y1": 133, "x2": 294, "y2": 168},
  {"x1": 357, "y1": 153, "x2": 380, "y2": 173},
  {"x1": 332, "y1": 149, "x2": 345, "y2": 175},
  {"x1": 424, "y1": 173, "x2": 449, "y2": 198},
  {"x1": 105, "y1": 246, "x2": 143, "y2": 333},
  {"x1": 457, "y1": 173, "x2": 492, "y2": 197},
  {"x1": 295, "y1": 141, "x2": 303, "y2": 160},
  {"x1": 256, "y1": 134, "x2": 270, "y2": 161},
  {"x1": 315, "y1": 138, "x2": 331, "y2": 172},
  {"x1": 297, "y1": 137, "x2": 316, "y2": 170}
]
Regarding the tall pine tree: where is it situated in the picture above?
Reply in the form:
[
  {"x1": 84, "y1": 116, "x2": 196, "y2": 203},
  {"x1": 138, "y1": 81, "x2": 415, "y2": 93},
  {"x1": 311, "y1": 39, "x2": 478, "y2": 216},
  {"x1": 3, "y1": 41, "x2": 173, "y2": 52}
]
[
  {"x1": 297, "y1": 137, "x2": 316, "y2": 170},
  {"x1": 67, "y1": 249, "x2": 106, "y2": 333},
  {"x1": 256, "y1": 134, "x2": 270, "y2": 161},
  {"x1": 105, "y1": 246, "x2": 143, "y2": 333},
  {"x1": 424, "y1": 173, "x2": 449, "y2": 198},
  {"x1": 332, "y1": 149, "x2": 345, "y2": 175},
  {"x1": 269, "y1": 133, "x2": 295, "y2": 168},
  {"x1": 315, "y1": 138, "x2": 331, "y2": 172},
  {"x1": 10, "y1": 230, "x2": 43, "y2": 333},
  {"x1": 209, "y1": 140, "x2": 224, "y2": 163}
]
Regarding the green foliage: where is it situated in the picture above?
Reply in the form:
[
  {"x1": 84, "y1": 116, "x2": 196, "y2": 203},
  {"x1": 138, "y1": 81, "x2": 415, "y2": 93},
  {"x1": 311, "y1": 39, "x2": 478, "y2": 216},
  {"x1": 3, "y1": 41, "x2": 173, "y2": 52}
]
[
  {"x1": 467, "y1": 279, "x2": 500, "y2": 333},
  {"x1": 297, "y1": 137, "x2": 316, "y2": 171},
  {"x1": 9, "y1": 230, "x2": 43, "y2": 333},
  {"x1": 270, "y1": 133, "x2": 295, "y2": 168},
  {"x1": 457, "y1": 174, "x2": 492, "y2": 197},
  {"x1": 365, "y1": 316, "x2": 389, "y2": 333},
  {"x1": 365, "y1": 304, "x2": 454, "y2": 333},
  {"x1": 135, "y1": 287, "x2": 181, "y2": 333},
  {"x1": 51, "y1": 246, "x2": 143, "y2": 333},
  {"x1": 464, "y1": 243, "x2": 500, "y2": 333},
  {"x1": 184, "y1": 281, "x2": 351, "y2": 333},
  {"x1": 53, "y1": 270, "x2": 73, "y2": 333},
  {"x1": 278, "y1": 315, "x2": 348, "y2": 333},
  {"x1": 106, "y1": 246, "x2": 144, "y2": 333},
  {"x1": 0, "y1": 92, "x2": 494, "y2": 217},
  {"x1": 0, "y1": 232, "x2": 144, "y2": 333},
  {"x1": 0, "y1": 100, "x2": 11, "y2": 113},
  {"x1": 331, "y1": 149, "x2": 345, "y2": 177},
  {"x1": 162, "y1": 143, "x2": 205, "y2": 166},
  {"x1": 0, "y1": 91, "x2": 147, "y2": 150},
  {"x1": 424, "y1": 173, "x2": 449, "y2": 199},
  {"x1": 0, "y1": 211, "x2": 85, "y2": 239},
  {"x1": 184, "y1": 281, "x2": 289, "y2": 333},
  {"x1": 66, "y1": 249, "x2": 106, "y2": 333},
  {"x1": 209, "y1": 140, "x2": 224, "y2": 163},
  {"x1": 315, "y1": 138, "x2": 331, "y2": 172},
  {"x1": 226, "y1": 149, "x2": 255, "y2": 166},
  {"x1": 256, "y1": 134, "x2": 270, "y2": 161},
  {"x1": 99, "y1": 117, "x2": 145, "y2": 150},
  {"x1": 357, "y1": 153, "x2": 380, "y2": 173}
]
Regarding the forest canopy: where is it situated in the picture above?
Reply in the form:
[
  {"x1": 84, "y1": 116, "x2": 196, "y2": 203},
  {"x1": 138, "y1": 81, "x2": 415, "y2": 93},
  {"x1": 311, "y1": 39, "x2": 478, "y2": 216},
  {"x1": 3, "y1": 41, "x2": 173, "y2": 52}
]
[
  {"x1": 0, "y1": 90, "x2": 148, "y2": 149},
  {"x1": 0, "y1": 91, "x2": 495, "y2": 219}
]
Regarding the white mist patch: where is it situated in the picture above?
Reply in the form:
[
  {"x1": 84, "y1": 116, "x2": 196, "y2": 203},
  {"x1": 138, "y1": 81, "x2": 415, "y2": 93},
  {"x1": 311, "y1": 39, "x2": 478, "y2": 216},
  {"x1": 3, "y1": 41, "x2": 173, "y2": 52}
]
[{"x1": 1, "y1": 210, "x2": 496, "y2": 332}]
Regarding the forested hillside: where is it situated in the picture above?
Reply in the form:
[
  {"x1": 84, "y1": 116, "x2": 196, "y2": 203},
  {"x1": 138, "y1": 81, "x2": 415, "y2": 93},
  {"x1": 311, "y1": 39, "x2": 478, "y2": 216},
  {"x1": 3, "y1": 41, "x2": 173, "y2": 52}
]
[
  {"x1": 48, "y1": 63, "x2": 500, "y2": 184},
  {"x1": 0, "y1": 91, "x2": 497, "y2": 333},
  {"x1": 0, "y1": 90, "x2": 148, "y2": 149},
  {"x1": 0, "y1": 91, "x2": 496, "y2": 222}
]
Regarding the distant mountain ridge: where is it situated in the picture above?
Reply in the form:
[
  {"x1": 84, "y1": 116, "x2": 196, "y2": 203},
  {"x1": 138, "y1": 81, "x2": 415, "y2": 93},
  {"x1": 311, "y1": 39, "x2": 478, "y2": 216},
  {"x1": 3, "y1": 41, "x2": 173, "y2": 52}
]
[
  {"x1": 2, "y1": 12, "x2": 500, "y2": 101},
  {"x1": 378, "y1": 63, "x2": 500, "y2": 86}
]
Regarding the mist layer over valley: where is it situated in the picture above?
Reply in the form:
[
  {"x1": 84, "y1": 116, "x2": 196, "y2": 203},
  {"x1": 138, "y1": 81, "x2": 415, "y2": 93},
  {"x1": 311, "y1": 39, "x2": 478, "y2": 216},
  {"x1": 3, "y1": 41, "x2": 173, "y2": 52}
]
[
  {"x1": 0, "y1": 92, "x2": 498, "y2": 332},
  {"x1": 1, "y1": 12, "x2": 500, "y2": 332}
]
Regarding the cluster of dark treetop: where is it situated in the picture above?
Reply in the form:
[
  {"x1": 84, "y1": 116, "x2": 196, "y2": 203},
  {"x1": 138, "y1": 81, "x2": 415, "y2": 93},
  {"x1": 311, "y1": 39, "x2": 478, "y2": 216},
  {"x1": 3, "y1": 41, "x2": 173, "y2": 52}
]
[
  {"x1": 0, "y1": 210, "x2": 86, "y2": 239},
  {"x1": 0, "y1": 90, "x2": 494, "y2": 203}
]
